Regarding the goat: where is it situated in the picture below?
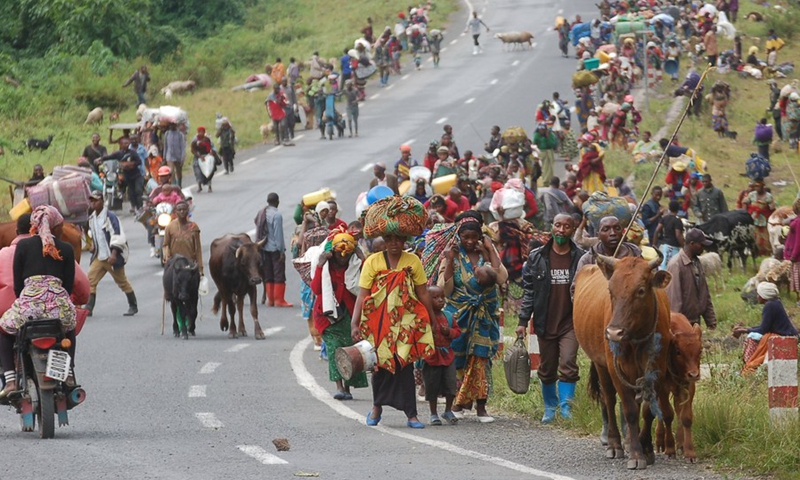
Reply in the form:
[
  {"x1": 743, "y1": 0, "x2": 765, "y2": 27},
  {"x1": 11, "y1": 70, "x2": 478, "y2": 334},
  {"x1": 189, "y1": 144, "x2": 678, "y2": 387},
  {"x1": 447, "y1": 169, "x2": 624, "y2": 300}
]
[
  {"x1": 84, "y1": 107, "x2": 104, "y2": 125},
  {"x1": 698, "y1": 252, "x2": 725, "y2": 291},
  {"x1": 26, "y1": 135, "x2": 54, "y2": 151}
]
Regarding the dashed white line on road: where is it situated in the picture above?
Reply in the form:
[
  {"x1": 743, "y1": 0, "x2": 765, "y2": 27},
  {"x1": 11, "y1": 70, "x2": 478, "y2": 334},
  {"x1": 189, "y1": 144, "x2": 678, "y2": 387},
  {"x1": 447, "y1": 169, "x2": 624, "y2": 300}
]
[
  {"x1": 154, "y1": 271, "x2": 164, "y2": 277},
  {"x1": 405, "y1": 139, "x2": 416, "y2": 145},
  {"x1": 199, "y1": 362, "x2": 221, "y2": 374},
  {"x1": 225, "y1": 343, "x2": 251, "y2": 353},
  {"x1": 246, "y1": 228, "x2": 256, "y2": 238},
  {"x1": 558, "y1": 8, "x2": 564, "y2": 14},
  {"x1": 360, "y1": 163, "x2": 374, "y2": 172},
  {"x1": 481, "y1": 6, "x2": 486, "y2": 12},
  {"x1": 262, "y1": 326, "x2": 285, "y2": 337},
  {"x1": 370, "y1": 93, "x2": 380, "y2": 100},
  {"x1": 460, "y1": 32, "x2": 466, "y2": 37},
  {"x1": 512, "y1": 60, "x2": 520, "y2": 66},
  {"x1": 189, "y1": 385, "x2": 207, "y2": 398},
  {"x1": 290, "y1": 337, "x2": 576, "y2": 480},
  {"x1": 386, "y1": 84, "x2": 395, "y2": 90},
  {"x1": 294, "y1": 134, "x2": 305, "y2": 140},
  {"x1": 441, "y1": 47, "x2": 448, "y2": 52},
  {"x1": 547, "y1": 27, "x2": 553, "y2": 31},
  {"x1": 267, "y1": 145, "x2": 282, "y2": 153},
  {"x1": 465, "y1": 98, "x2": 475, "y2": 104},
  {"x1": 402, "y1": 74, "x2": 410, "y2": 80},
  {"x1": 195, "y1": 412, "x2": 223, "y2": 429},
  {"x1": 532, "y1": 42, "x2": 538, "y2": 49},
  {"x1": 450, "y1": 39, "x2": 458, "y2": 45},
  {"x1": 241, "y1": 156, "x2": 257, "y2": 165},
  {"x1": 490, "y1": 78, "x2": 499, "y2": 85},
  {"x1": 435, "y1": 117, "x2": 448, "y2": 124},
  {"x1": 237, "y1": 445, "x2": 289, "y2": 465}
]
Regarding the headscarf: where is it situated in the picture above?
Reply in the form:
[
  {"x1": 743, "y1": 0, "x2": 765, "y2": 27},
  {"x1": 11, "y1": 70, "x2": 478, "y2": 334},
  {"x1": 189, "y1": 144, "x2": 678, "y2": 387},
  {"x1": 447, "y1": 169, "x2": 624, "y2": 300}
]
[
  {"x1": 456, "y1": 211, "x2": 483, "y2": 234},
  {"x1": 756, "y1": 282, "x2": 779, "y2": 300},
  {"x1": 315, "y1": 201, "x2": 331, "y2": 215},
  {"x1": 331, "y1": 232, "x2": 356, "y2": 257},
  {"x1": 30, "y1": 205, "x2": 64, "y2": 260}
]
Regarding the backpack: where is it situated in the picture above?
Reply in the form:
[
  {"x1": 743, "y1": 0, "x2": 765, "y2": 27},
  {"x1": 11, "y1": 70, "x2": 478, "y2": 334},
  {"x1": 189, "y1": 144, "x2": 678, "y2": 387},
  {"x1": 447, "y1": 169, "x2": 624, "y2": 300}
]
[{"x1": 745, "y1": 153, "x2": 771, "y2": 181}]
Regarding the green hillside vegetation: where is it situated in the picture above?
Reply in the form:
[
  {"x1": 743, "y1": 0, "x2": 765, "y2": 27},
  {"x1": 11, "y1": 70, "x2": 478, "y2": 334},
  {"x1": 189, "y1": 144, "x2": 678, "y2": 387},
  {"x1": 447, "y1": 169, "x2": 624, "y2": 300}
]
[{"x1": 0, "y1": 0, "x2": 456, "y2": 215}]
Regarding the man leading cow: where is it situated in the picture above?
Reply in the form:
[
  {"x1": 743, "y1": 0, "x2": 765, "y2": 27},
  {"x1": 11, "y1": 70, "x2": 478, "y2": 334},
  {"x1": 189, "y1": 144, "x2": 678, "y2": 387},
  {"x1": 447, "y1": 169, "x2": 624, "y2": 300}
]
[{"x1": 517, "y1": 214, "x2": 584, "y2": 423}]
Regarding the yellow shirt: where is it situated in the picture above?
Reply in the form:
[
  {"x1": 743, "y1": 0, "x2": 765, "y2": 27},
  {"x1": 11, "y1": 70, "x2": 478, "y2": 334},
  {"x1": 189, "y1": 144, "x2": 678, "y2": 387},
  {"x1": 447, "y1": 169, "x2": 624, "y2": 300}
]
[{"x1": 359, "y1": 251, "x2": 427, "y2": 289}]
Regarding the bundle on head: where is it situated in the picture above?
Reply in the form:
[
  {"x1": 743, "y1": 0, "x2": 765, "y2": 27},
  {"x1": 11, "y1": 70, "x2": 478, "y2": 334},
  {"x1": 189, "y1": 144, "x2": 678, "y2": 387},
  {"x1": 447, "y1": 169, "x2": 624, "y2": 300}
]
[{"x1": 364, "y1": 196, "x2": 428, "y2": 239}]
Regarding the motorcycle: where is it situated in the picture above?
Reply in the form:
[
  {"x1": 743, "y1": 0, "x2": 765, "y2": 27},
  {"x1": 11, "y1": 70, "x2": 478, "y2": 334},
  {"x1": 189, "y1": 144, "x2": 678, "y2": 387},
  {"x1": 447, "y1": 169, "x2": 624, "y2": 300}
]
[
  {"x1": 153, "y1": 202, "x2": 175, "y2": 265},
  {"x1": 99, "y1": 159, "x2": 124, "y2": 211},
  {"x1": 0, "y1": 318, "x2": 86, "y2": 439}
]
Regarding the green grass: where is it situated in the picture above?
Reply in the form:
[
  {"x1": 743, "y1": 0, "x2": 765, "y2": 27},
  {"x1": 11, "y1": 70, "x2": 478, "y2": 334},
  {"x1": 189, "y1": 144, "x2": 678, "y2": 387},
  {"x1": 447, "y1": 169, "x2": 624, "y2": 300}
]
[{"x1": 0, "y1": 0, "x2": 458, "y2": 217}]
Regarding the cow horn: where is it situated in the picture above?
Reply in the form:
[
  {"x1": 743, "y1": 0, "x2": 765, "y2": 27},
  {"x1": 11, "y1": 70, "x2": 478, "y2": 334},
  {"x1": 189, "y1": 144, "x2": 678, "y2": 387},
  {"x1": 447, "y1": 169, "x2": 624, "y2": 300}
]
[
  {"x1": 595, "y1": 254, "x2": 618, "y2": 269},
  {"x1": 235, "y1": 246, "x2": 243, "y2": 260},
  {"x1": 256, "y1": 237, "x2": 267, "y2": 248},
  {"x1": 648, "y1": 248, "x2": 664, "y2": 270}
]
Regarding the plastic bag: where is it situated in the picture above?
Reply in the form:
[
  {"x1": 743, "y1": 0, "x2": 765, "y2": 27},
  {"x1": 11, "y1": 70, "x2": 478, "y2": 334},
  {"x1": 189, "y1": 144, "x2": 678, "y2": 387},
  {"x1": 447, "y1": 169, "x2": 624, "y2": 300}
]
[
  {"x1": 504, "y1": 336, "x2": 531, "y2": 394},
  {"x1": 198, "y1": 276, "x2": 210, "y2": 296},
  {"x1": 582, "y1": 191, "x2": 632, "y2": 232}
]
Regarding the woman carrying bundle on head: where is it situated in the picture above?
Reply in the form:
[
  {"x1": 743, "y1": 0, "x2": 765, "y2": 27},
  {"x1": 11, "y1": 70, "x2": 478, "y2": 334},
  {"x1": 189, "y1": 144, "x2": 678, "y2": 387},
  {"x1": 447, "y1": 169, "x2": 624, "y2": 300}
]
[{"x1": 352, "y1": 196, "x2": 436, "y2": 428}]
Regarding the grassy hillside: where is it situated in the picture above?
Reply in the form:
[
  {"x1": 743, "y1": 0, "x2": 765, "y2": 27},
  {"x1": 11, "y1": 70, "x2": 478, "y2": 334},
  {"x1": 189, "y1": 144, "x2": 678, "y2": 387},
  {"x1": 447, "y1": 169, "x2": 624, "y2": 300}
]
[{"x1": 0, "y1": 0, "x2": 457, "y2": 216}]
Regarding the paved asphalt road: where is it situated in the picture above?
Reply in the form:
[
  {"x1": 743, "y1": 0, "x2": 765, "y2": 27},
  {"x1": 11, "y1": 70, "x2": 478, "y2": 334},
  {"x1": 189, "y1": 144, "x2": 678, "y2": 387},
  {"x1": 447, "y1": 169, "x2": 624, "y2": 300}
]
[{"x1": 1, "y1": 0, "x2": 729, "y2": 479}]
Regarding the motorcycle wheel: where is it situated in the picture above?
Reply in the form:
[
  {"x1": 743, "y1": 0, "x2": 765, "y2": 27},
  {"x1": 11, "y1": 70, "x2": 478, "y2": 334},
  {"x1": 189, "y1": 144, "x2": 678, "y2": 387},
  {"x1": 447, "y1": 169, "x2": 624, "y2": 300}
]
[{"x1": 37, "y1": 383, "x2": 55, "y2": 439}]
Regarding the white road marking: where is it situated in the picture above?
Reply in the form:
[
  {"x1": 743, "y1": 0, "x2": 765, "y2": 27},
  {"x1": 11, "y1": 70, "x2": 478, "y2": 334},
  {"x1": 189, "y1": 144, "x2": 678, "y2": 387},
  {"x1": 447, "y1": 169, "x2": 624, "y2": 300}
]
[
  {"x1": 154, "y1": 271, "x2": 164, "y2": 277},
  {"x1": 460, "y1": 32, "x2": 466, "y2": 37},
  {"x1": 370, "y1": 93, "x2": 380, "y2": 100},
  {"x1": 481, "y1": 7, "x2": 486, "y2": 12},
  {"x1": 435, "y1": 117, "x2": 448, "y2": 124},
  {"x1": 558, "y1": 8, "x2": 564, "y2": 14},
  {"x1": 512, "y1": 60, "x2": 520, "y2": 66},
  {"x1": 188, "y1": 385, "x2": 207, "y2": 398},
  {"x1": 532, "y1": 42, "x2": 538, "y2": 49},
  {"x1": 450, "y1": 39, "x2": 458, "y2": 45},
  {"x1": 547, "y1": 27, "x2": 553, "y2": 32},
  {"x1": 465, "y1": 98, "x2": 475, "y2": 104},
  {"x1": 195, "y1": 412, "x2": 223, "y2": 429},
  {"x1": 290, "y1": 337, "x2": 575, "y2": 480},
  {"x1": 241, "y1": 156, "x2": 257, "y2": 165},
  {"x1": 490, "y1": 78, "x2": 499, "y2": 85},
  {"x1": 360, "y1": 163, "x2": 374, "y2": 172},
  {"x1": 267, "y1": 146, "x2": 282, "y2": 153},
  {"x1": 225, "y1": 343, "x2": 251, "y2": 353},
  {"x1": 294, "y1": 134, "x2": 305, "y2": 140},
  {"x1": 386, "y1": 84, "x2": 395, "y2": 90},
  {"x1": 262, "y1": 326, "x2": 285, "y2": 337},
  {"x1": 404, "y1": 139, "x2": 416, "y2": 145},
  {"x1": 441, "y1": 47, "x2": 448, "y2": 52},
  {"x1": 199, "y1": 362, "x2": 221, "y2": 374},
  {"x1": 402, "y1": 74, "x2": 410, "y2": 80},
  {"x1": 237, "y1": 445, "x2": 289, "y2": 465}
]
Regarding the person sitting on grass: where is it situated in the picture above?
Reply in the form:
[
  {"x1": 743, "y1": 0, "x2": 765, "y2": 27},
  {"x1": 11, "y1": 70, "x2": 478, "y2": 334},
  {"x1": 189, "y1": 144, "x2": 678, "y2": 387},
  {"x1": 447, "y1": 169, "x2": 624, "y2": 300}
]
[{"x1": 733, "y1": 282, "x2": 799, "y2": 374}]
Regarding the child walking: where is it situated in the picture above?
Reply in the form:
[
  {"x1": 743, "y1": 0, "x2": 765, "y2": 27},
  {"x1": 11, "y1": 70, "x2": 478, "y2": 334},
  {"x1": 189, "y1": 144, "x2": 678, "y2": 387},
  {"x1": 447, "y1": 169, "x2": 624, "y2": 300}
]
[{"x1": 424, "y1": 285, "x2": 461, "y2": 425}]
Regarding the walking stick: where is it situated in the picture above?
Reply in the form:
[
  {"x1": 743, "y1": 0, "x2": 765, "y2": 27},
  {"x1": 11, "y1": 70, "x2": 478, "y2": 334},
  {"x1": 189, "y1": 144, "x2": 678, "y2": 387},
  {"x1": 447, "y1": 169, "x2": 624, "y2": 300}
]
[{"x1": 161, "y1": 296, "x2": 166, "y2": 335}]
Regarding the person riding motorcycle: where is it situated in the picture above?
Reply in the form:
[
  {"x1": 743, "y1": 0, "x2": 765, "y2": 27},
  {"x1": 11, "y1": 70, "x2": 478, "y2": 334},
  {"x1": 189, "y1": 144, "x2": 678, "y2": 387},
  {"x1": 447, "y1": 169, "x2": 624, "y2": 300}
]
[
  {"x1": 0, "y1": 207, "x2": 86, "y2": 399},
  {"x1": 146, "y1": 166, "x2": 185, "y2": 257}
]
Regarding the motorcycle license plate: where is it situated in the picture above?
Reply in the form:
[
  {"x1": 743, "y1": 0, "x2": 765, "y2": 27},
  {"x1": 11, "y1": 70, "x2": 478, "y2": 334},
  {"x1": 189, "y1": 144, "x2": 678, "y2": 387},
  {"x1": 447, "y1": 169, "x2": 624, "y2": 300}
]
[{"x1": 45, "y1": 350, "x2": 70, "y2": 382}]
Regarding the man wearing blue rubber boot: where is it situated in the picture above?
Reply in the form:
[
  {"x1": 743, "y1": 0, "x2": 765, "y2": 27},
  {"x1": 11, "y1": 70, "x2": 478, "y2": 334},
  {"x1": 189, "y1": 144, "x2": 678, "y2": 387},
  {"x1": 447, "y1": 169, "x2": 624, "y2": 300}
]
[{"x1": 517, "y1": 214, "x2": 583, "y2": 423}]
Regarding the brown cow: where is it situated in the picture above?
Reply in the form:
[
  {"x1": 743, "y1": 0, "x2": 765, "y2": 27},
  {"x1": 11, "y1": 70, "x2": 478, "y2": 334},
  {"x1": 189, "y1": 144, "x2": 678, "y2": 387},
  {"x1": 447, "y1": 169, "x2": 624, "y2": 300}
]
[
  {"x1": 655, "y1": 313, "x2": 702, "y2": 463},
  {"x1": 574, "y1": 255, "x2": 673, "y2": 470},
  {"x1": 209, "y1": 233, "x2": 266, "y2": 339},
  {"x1": 0, "y1": 220, "x2": 82, "y2": 263}
]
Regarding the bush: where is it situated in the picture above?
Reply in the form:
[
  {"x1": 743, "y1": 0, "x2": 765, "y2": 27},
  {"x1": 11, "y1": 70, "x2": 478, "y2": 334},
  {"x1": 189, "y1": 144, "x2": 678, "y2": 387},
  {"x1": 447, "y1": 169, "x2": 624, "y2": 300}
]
[
  {"x1": 765, "y1": 7, "x2": 800, "y2": 40},
  {"x1": 171, "y1": 52, "x2": 225, "y2": 88},
  {"x1": 86, "y1": 41, "x2": 118, "y2": 76}
]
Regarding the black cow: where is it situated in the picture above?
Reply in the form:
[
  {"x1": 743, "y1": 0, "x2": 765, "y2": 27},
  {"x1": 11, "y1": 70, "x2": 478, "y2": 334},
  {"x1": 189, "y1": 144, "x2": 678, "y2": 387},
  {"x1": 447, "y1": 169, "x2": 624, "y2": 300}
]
[
  {"x1": 693, "y1": 209, "x2": 756, "y2": 273},
  {"x1": 209, "y1": 233, "x2": 267, "y2": 339},
  {"x1": 163, "y1": 255, "x2": 201, "y2": 339}
]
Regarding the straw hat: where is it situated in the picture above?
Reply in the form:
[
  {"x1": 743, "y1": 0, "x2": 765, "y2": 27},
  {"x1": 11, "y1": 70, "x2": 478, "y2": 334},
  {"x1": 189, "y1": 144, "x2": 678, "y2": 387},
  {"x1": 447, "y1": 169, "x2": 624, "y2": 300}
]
[{"x1": 672, "y1": 161, "x2": 687, "y2": 172}]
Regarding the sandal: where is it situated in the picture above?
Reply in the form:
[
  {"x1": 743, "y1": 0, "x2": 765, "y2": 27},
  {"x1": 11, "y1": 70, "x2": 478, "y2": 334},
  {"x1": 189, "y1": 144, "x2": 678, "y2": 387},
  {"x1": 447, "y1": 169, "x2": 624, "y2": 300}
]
[
  {"x1": 407, "y1": 419, "x2": 425, "y2": 429},
  {"x1": 366, "y1": 410, "x2": 381, "y2": 426},
  {"x1": 333, "y1": 391, "x2": 346, "y2": 400},
  {"x1": 442, "y1": 411, "x2": 459, "y2": 424},
  {"x1": 342, "y1": 392, "x2": 353, "y2": 401},
  {"x1": 430, "y1": 414, "x2": 443, "y2": 426}
]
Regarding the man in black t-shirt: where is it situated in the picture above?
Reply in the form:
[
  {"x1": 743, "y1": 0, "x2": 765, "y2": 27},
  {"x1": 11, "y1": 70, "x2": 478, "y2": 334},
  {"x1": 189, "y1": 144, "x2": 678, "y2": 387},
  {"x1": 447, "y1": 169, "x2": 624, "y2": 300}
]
[
  {"x1": 654, "y1": 200, "x2": 685, "y2": 270},
  {"x1": 517, "y1": 214, "x2": 585, "y2": 424}
]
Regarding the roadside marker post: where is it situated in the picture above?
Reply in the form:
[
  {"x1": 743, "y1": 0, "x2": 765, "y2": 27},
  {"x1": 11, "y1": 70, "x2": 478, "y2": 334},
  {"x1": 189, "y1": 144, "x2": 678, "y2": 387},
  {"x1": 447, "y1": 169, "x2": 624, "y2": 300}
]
[{"x1": 767, "y1": 336, "x2": 798, "y2": 424}]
